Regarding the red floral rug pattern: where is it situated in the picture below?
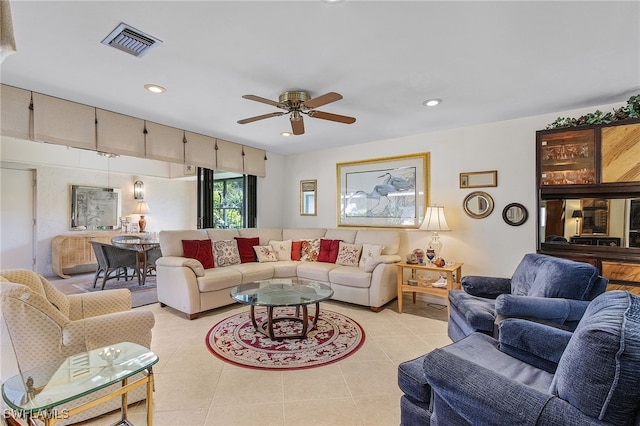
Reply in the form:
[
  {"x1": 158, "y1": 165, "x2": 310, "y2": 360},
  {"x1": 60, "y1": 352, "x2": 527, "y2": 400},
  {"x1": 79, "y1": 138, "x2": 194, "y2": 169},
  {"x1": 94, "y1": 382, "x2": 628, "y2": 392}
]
[{"x1": 205, "y1": 308, "x2": 365, "y2": 370}]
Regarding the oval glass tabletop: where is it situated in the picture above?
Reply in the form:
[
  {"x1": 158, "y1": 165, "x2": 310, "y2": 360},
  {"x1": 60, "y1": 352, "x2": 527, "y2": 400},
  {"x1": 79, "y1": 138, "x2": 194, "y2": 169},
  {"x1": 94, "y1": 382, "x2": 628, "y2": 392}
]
[{"x1": 230, "y1": 278, "x2": 333, "y2": 307}]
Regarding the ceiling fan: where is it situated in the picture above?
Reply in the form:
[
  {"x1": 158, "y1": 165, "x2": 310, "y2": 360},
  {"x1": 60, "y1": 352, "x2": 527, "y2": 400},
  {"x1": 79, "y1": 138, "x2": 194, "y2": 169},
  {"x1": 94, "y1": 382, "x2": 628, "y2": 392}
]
[{"x1": 237, "y1": 90, "x2": 356, "y2": 135}]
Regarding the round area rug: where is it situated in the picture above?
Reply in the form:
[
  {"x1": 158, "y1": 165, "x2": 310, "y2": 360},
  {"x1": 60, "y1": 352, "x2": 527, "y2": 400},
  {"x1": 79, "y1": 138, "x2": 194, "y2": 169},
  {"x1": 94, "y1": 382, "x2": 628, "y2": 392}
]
[{"x1": 205, "y1": 308, "x2": 365, "y2": 370}]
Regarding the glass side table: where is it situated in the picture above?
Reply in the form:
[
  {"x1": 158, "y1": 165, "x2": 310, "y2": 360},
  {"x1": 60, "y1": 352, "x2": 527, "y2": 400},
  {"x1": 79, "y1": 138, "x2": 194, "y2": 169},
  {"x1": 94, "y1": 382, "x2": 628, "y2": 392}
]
[{"x1": 2, "y1": 342, "x2": 158, "y2": 426}]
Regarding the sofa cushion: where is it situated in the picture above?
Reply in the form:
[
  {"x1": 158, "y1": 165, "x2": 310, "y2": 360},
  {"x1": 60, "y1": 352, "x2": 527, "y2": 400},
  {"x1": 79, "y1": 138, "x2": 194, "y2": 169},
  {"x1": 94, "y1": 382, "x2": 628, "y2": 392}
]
[
  {"x1": 550, "y1": 291, "x2": 640, "y2": 425},
  {"x1": 329, "y1": 266, "x2": 371, "y2": 288},
  {"x1": 324, "y1": 228, "x2": 357, "y2": 243},
  {"x1": 448, "y1": 290, "x2": 497, "y2": 334},
  {"x1": 254, "y1": 246, "x2": 278, "y2": 262},
  {"x1": 197, "y1": 268, "x2": 242, "y2": 292},
  {"x1": 206, "y1": 229, "x2": 240, "y2": 242},
  {"x1": 297, "y1": 262, "x2": 339, "y2": 282},
  {"x1": 355, "y1": 229, "x2": 400, "y2": 255},
  {"x1": 301, "y1": 239, "x2": 320, "y2": 262},
  {"x1": 159, "y1": 229, "x2": 208, "y2": 257},
  {"x1": 336, "y1": 242, "x2": 362, "y2": 266},
  {"x1": 269, "y1": 240, "x2": 292, "y2": 261},
  {"x1": 291, "y1": 241, "x2": 302, "y2": 261},
  {"x1": 318, "y1": 239, "x2": 341, "y2": 263},
  {"x1": 282, "y1": 228, "x2": 327, "y2": 241},
  {"x1": 511, "y1": 254, "x2": 599, "y2": 300},
  {"x1": 213, "y1": 240, "x2": 241, "y2": 267},
  {"x1": 239, "y1": 228, "x2": 283, "y2": 245},
  {"x1": 272, "y1": 260, "x2": 300, "y2": 278},
  {"x1": 181, "y1": 239, "x2": 214, "y2": 269},
  {"x1": 228, "y1": 263, "x2": 274, "y2": 282},
  {"x1": 234, "y1": 237, "x2": 259, "y2": 263},
  {"x1": 359, "y1": 243, "x2": 384, "y2": 269}
]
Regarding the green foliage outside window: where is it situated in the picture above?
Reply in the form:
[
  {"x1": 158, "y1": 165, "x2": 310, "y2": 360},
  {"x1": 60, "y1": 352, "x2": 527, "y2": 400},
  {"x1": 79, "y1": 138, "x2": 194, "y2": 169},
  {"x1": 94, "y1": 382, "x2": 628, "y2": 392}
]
[{"x1": 213, "y1": 178, "x2": 244, "y2": 228}]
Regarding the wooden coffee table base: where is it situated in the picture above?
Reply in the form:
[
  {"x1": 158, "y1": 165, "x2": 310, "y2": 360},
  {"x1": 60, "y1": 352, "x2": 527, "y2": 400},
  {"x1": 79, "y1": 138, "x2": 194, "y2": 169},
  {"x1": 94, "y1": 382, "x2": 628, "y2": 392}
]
[{"x1": 249, "y1": 303, "x2": 320, "y2": 340}]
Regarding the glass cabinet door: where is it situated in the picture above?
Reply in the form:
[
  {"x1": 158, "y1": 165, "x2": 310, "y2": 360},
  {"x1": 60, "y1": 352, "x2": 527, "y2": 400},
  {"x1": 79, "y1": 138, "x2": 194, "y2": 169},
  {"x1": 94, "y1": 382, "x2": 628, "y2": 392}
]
[{"x1": 539, "y1": 129, "x2": 596, "y2": 186}]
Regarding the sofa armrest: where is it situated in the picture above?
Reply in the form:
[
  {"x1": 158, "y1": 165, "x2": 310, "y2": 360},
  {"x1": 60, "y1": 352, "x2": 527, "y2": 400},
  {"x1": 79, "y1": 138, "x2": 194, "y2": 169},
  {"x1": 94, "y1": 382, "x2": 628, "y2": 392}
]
[
  {"x1": 379, "y1": 254, "x2": 402, "y2": 264},
  {"x1": 156, "y1": 256, "x2": 205, "y2": 277},
  {"x1": 498, "y1": 318, "x2": 573, "y2": 373},
  {"x1": 64, "y1": 310, "x2": 155, "y2": 350},
  {"x1": 461, "y1": 275, "x2": 511, "y2": 299},
  {"x1": 495, "y1": 294, "x2": 590, "y2": 324},
  {"x1": 67, "y1": 289, "x2": 131, "y2": 320},
  {"x1": 424, "y1": 346, "x2": 603, "y2": 425}
]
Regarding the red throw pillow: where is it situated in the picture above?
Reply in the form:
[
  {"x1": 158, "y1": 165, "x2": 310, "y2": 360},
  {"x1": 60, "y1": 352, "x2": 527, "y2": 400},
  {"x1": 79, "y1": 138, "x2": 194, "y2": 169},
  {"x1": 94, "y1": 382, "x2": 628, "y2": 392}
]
[
  {"x1": 234, "y1": 237, "x2": 260, "y2": 263},
  {"x1": 291, "y1": 240, "x2": 302, "y2": 261},
  {"x1": 181, "y1": 239, "x2": 214, "y2": 269},
  {"x1": 318, "y1": 239, "x2": 341, "y2": 263}
]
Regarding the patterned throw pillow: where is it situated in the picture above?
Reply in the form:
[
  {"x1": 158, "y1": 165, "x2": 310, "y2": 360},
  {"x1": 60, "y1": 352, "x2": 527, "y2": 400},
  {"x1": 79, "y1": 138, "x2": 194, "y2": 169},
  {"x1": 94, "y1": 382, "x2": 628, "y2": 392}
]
[
  {"x1": 318, "y1": 239, "x2": 341, "y2": 263},
  {"x1": 181, "y1": 239, "x2": 214, "y2": 269},
  {"x1": 269, "y1": 240, "x2": 292, "y2": 261},
  {"x1": 213, "y1": 239, "x2": 241, "y2": 267},
  {"x1": 234, "y1": 237, "x2": 260, "y2": 263},
  {"x1": 254, "y1": 245, "x2": 278, "y2": 262},
  {"x1": 300, "y1": 239, "x2": 320, "y2": 262},
  {"x1": 359, "y1": 243, "x2": 385, "y2": 271},
  {"x1": 336, "y1": 241, "x2": 363, "y2": 266}
]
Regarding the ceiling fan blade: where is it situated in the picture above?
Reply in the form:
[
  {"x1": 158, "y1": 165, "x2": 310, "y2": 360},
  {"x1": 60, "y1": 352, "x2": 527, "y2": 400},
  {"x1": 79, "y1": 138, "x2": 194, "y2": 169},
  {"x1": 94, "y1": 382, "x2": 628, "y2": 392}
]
[
  {"x1": 241, "y1": 94, "x2": 287, "y2": 109},
  {"x1": 302, "y1": 92, "x2": 343, "y2": 109},
  {"x1": 308, "y1": 110, "x2": 356, "y2": 124},
  {"x1": 237, "y1": 111, "x2": 285, "y2": 124},
  {"x1": 291, "y1": 116, "x2": 305, "y2": 135}
]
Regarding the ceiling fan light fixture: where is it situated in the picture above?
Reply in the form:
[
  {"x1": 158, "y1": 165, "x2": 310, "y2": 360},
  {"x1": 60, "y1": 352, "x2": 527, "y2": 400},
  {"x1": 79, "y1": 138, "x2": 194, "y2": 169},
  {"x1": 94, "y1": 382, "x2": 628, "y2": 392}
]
[
  {"x1": 423, "y1": 98, "x2": 442, "y2": 107},
  {"x1": 144, "y1": 84, "x2": 166, "y2": 93}
]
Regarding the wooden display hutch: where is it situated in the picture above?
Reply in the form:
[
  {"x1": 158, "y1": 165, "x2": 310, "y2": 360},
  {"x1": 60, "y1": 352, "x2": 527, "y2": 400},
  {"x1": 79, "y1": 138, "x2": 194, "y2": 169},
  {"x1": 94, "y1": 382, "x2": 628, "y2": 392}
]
[{"x1": 536, "y1": 120, "x2": 640, "y2": 290}]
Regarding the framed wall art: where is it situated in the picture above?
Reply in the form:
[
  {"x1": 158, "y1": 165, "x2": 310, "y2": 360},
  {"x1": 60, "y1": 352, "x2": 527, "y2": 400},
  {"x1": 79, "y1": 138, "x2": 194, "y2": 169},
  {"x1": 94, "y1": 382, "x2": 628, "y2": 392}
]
[
  {"x1": 337, "y1": 153, "x2": 430, "y2": 228},
  {"x1": 70, "y1": 185, "x2": 122, "y2": 230}
]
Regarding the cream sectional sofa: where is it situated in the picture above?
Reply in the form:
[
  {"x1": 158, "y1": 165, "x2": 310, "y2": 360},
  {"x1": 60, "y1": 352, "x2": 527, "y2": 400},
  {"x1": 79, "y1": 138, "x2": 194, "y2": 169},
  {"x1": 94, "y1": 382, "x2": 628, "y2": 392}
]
[{"x1": 156, "y1": 227, "x2": 402, "y2": 319}]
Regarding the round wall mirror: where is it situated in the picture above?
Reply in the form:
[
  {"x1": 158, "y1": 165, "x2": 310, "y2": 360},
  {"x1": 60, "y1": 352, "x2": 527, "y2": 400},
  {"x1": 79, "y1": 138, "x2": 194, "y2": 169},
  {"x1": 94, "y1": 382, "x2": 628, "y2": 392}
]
[
  {"x1": 502, "y1": 203, "x2": 528, "y2": 226},
  {"x1": 463, "y1": 191, "x2": 494, "y2": 219}
]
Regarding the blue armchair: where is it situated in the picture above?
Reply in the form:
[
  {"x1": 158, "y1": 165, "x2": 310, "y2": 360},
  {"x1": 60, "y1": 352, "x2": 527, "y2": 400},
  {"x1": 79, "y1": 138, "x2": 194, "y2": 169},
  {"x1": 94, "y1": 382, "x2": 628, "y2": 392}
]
[
  {"x1": 398, "y1": 290, "x2": 640, "y2": 425},
  {"x1": 448, "y1": 253, "x2": 607, "y2": 341}
]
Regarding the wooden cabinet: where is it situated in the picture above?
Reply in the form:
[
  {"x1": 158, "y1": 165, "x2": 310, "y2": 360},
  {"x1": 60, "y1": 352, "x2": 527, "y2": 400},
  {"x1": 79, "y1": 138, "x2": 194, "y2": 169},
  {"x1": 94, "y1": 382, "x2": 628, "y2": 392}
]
[
  {"x1": 51, "y1": 232, "x2": 120, "y2": 278},
  {"x1": 537, "y1": 120, "x2": 640, "y2": 287}
]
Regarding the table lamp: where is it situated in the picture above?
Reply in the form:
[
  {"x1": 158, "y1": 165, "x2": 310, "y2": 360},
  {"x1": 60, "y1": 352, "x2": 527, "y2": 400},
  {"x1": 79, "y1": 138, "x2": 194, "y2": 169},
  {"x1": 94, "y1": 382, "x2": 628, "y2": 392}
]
[
  {"x1": 132, "y1": 201, "x2": 150, "y2": 232},
  {"x1": 572, "y1": 209, "x2": 583, "y2": 235},
  {"x1": 420, "y1": 204, "x2": 451, "y2": 259}
]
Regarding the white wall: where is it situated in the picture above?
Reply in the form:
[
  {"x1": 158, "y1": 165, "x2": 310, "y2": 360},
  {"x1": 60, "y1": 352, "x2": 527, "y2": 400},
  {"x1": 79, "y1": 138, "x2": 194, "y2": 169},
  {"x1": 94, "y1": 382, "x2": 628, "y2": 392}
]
[
  {"x1": 282, "y1": 101, "x2": 624, "y2": 278},
  {"x1": 0, "y1": 100, "x2": 625, "y2": 278}
]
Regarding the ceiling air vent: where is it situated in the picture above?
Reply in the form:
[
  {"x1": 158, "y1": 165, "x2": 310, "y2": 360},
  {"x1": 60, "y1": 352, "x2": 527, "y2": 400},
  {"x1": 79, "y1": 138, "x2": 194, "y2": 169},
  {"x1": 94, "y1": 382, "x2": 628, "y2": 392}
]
[{"x1": 101, "y1": 23, "x2": 162, "y2": 58}]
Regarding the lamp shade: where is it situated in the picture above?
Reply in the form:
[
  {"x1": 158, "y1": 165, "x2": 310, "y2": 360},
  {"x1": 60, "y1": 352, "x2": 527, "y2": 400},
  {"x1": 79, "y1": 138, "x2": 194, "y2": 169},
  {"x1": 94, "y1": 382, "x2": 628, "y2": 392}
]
[
  {"x1": 420, "y1": 205, "x2": 451, "y2": 231},
  {"x1": 132, "y1": 201, "x2": 150, "y2": 215},
  {"x1": 572, "y1": 210, "x2": 583, "y2": 218}
]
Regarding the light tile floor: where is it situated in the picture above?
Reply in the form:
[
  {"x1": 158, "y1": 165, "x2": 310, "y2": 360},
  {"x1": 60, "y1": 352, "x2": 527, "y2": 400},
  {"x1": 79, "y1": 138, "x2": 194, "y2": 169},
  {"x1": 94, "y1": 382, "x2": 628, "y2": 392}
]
[{"x1": 51, "y1": 275, "x2": 451, "y2": 426}]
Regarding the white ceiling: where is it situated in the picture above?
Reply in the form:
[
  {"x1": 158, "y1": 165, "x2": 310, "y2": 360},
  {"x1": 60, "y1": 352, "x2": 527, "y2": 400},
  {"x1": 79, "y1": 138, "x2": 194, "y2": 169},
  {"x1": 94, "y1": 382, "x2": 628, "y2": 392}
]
[{"x1": 2, "y1": 1, "x2": 639, "y2": 156}]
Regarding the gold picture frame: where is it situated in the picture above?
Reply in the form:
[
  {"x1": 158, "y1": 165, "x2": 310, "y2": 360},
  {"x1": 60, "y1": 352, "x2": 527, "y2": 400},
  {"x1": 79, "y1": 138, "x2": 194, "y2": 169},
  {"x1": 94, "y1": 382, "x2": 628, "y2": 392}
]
[
  {"x1": 337, "y1": 153, "x2": 430, "y2": 228},
  {"x1": 300, "y1": 180, "x2": 317, "y2": 216},
  {"x1": 459, "y1": 170, "x2": 498, "y2": 188}
]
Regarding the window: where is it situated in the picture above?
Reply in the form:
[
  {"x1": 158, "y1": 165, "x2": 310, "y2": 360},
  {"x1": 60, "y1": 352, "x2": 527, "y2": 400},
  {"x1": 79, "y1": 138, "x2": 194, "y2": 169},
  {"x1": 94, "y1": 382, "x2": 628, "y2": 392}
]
[{"x1": 198, "y1": 168, "x2": 257, "y2": 229}]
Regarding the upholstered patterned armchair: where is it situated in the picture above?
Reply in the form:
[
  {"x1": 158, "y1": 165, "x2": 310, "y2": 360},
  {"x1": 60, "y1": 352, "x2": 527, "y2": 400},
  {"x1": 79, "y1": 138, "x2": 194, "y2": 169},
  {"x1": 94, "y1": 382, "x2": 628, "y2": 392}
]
[{"x1": 0, "y1": 269, "x2": 155, "y2": 425}]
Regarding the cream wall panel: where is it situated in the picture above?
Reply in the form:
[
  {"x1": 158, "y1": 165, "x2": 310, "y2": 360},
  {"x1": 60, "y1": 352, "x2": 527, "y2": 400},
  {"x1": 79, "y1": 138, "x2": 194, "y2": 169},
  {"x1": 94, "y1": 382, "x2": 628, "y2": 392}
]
[
  {"x1": 96, "y1": 109, "x2": 145, "y2": 157},
  {"x1": 0, "y1": 85, "x2": 31, "y2": 140},
  {"x1": 32, "y1": 93, "x2": 96, "y2": 150},
  {"x1": 184, "y1": 131, "x2": 215, "y2": 169},
  {"x1": 145, "y1": 121, "x2": 184, "y2": 163},
  {"x1": 216, "y1": 138, "x2": 244, "y2": 173},
  {"x1": 243, "y1": 145, "x2": 266, "y2": 177}
]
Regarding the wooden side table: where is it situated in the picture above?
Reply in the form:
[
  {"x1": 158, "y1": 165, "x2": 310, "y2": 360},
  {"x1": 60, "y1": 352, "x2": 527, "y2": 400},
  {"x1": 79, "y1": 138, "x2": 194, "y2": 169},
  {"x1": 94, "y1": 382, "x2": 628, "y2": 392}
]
[{"x1": 396, "y1": 261, "x2": 463, "y2": 314}]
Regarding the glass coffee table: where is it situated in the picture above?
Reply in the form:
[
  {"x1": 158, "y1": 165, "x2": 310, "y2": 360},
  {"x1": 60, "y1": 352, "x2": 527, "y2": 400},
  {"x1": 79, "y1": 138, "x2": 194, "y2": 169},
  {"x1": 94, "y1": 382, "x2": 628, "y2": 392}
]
[
  {"x1": 1, "y1": 342, "x2": 158, "y2": 426},
  {"x1": 230, "y1": 278, "x2": 333, "y2": 340}
]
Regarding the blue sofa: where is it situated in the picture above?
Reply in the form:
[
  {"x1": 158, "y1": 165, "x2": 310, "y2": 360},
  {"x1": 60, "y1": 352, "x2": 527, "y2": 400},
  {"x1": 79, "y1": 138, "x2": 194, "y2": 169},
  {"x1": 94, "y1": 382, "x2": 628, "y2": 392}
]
[
  {"x1": 398, "y1": 290, "x2": 640, "y2": 425},
  {"x1": 448, "y1": 253, "x2": 608, "y2": 341}
]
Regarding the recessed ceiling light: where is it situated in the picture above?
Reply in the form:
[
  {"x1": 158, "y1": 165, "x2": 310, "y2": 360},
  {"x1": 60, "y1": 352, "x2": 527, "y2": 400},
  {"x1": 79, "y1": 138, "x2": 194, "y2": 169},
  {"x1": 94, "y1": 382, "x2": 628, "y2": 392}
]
[
  {"x1": 423, "y1": 98, "x2": 442, "y2": 107},
  {"x1": 281, "y1": 131, "x2": 292, "y2": 137},
  {"x1": 144, "y1": 84, "x2": 166, "y2": 93}
]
